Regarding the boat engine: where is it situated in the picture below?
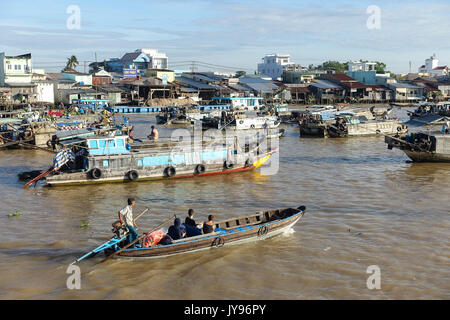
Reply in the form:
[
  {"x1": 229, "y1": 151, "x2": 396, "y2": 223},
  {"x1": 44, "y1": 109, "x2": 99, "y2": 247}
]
[{"x1": 112, "y1": 220, "x2": 129, "y2": 238}]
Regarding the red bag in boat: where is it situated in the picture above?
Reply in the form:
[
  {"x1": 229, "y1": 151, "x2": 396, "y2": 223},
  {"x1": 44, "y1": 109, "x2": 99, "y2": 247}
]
[
  {"x1": 48, "y1": 110, "x2": 63, "y2": 116},
  {"x1": 142, "y1": 230, "x2": 165, "y2": 248}
]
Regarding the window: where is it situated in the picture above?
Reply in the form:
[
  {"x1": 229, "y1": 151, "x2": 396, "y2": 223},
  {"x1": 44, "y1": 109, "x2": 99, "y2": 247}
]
[
  {"x1": 102, "y1": 160, "x2": 109, "y2": 167},
  {"x1": 116, "y1": 139, "x2": 124, "y2": 147},
  {"x1": 98, "y1": 140, "x2": 106, "y2": 148},
  {"x1": 7, "y1": 65, "x2": 11, "y2": 70},
  {"x1": 89, "y1": 140, "x2": 98, "y2": 149},
  {"x1": 107, "y1": 140, "x2": 115, "y2": 147}
]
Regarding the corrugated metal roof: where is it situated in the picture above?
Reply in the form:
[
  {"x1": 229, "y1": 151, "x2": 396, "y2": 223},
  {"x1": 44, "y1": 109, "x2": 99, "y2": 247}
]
[
  {"x1": 239, "y1": 77, "x2": 273, "y2": 83},
  {"x1": 121, "y1": 52, "x2": 144, "y2": 62},
  {"x1": 405, "y1": 114, "x2": 446, "y2": 126},
  {"x1": 240, "y1": 82, "x2": 276, "y2": 93},
  {"x1": 310, "y1": 80, "x2": 343, "y2": 90},
  {"x1": 389, "y1": 83, "x2": 423, "y2": 89},
  {"x1": 228, "y1": 83, "x2": 251, "y2": 91},
  {"x1": 190, "y1": 73, "x2": 223, "y2": 82},
  {"x1": 179, "y1": 87, "x2": 198, "y2": 93},
  {"x1": 175, "y1": 76, "x2": 218, "y2": 90}
]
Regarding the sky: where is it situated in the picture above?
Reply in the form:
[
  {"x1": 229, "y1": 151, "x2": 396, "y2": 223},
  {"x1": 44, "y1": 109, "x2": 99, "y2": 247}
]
[{"x1": 1, "y1": 0, "x2": 450, "y2": 74}]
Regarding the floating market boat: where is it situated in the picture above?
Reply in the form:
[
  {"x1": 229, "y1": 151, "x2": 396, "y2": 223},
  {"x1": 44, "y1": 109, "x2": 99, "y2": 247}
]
[
  {"x1": 326, "y1": 113, "x2": 408, "y2": 138},
  {"x1": 385, "y1": 130, "x2": 450, "y2": 162},
  {"x1": 405, "y1": 102, "x2": 450, "y2": 126},
  {"x1": 211, "y1": 96, "x2": 264, "y2": 111},
  {"x1": 108, "y1": 206, "x2": 306, "y2": 259},
  {"x1": 31, "y1": 132, "x2": 276, "y2": 186},
  {"x1": 202, "y1": 109, "x2": 280, "y2": 130},
  {"x1": 299, "y1": 110, "x2": 407, "y2": 138},
  {"x1": 370, "y1": 105, "x2": 393, "y2": 117}
]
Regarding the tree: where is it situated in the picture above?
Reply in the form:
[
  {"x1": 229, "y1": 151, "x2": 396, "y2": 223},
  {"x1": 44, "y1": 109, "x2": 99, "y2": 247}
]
[
  {"x1": 320, "y1": 61, "x2": 348, "y2": 74},
  {"x1": 374, "y1": 61, "x2": 387, "y2": 73},
  {"x1": 306, "y1": 94, "x2": 317, "y2": 105},
  {"x1": 308, "y1": 64, "x2": 315, "y2": 70},
  {"x1": 235, "y1": 71, "x2": 246, "y2": 78},
  {"x1": 432, "y1": 91, "x2": 443, "y2": 102},
  {"x1": 65, "y1": 55, "x2": 79, "y2": 71}
]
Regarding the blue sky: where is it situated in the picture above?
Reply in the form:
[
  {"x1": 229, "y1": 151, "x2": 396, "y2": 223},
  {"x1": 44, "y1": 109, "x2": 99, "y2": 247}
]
[{"x1": 1, "y1": 0, "x2": 450, "y2": 73}]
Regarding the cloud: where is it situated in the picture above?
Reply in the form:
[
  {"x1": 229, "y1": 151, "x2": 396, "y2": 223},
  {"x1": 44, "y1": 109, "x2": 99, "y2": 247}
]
[{"x1": 1, "y1": 0, "x2": 450, "y2": 73}]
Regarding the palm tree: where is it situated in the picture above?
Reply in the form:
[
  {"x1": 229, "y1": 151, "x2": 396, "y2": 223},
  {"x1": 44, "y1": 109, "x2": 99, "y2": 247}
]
[{"x1": 65, "y1": 55, "x2": 79, "y2": 71}]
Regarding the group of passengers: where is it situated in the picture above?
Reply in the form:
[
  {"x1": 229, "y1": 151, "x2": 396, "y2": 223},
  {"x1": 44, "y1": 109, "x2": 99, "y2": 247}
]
[{"x1": 167, "y1": 209, "x2": 216, "y2": 241}]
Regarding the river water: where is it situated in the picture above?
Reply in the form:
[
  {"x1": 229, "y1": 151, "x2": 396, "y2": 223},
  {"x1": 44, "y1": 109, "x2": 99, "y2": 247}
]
[{"x1": 0, "y1": 108, "x2": 449, "y2": 299}]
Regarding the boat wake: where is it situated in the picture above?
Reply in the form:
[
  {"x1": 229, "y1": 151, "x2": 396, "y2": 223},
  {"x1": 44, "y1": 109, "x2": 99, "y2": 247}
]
[{"x1": 282, "y1": 227, "x2": 295, "y2": 235}]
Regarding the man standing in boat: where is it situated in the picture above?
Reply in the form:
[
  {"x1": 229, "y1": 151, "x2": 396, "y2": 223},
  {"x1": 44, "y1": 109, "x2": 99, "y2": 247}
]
[
  {"x1": 148, "y1": 125, "x2": 159, "y2": 140},
  {"x1": 118, "y1": 198, "x2": 138, "y2": 246}
]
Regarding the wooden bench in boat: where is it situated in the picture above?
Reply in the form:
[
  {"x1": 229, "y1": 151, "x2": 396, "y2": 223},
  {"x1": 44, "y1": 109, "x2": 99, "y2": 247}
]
[{"x1": 168, "y1": 208, "x2": 299, "y2": 244}]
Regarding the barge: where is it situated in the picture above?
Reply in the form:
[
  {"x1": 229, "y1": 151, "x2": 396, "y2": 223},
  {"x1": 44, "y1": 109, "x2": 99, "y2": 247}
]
[{"x1": 40, "y1": 134, "x2": 276, "y2": 186}]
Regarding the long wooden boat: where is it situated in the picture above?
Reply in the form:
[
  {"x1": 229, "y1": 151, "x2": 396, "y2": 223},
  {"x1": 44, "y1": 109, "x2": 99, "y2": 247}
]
[{"x1": 113, "y1": 206, "x2": 306, "y2": 259}]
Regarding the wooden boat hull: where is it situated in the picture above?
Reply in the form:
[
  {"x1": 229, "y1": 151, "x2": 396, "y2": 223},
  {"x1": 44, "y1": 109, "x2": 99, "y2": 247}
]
[
  {"x1": 403, "y1": 150, "x2": 450, "y2": 162},
  {"x1": 116, "y1": 207, "x2": 305, "y2": 259},
  {"x1": 346, "y1": 121, "x2": 407, "y2": 136},
  {"x1": 45, "y1": 152, "x2": 274, "y2": 186},
  {"x1": 299, "y1": 123, "x2": 328, "y2": 137},
  {"x1": 385, "y1": 134, "x2": 450, "y2": 162}
]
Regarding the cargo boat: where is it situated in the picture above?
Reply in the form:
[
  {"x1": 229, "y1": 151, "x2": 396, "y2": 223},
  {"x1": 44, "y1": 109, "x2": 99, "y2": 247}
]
[{"x1": 41, "y1": 134, "x2": 276, "y2": 186}]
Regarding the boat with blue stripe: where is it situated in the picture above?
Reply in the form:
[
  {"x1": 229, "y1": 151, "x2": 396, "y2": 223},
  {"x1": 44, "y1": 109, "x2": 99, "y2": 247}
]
[
  {"x1": 44, "y1": 133, "x2": 276, "y2": 186},
  {"x1": 113, "y1": 206, "x2": 306, "y2": 259}
]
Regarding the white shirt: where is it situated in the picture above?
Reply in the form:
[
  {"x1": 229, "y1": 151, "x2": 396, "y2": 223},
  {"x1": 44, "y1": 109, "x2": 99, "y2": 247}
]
[{"x1": 120, "y1": 205, "x2": 134, "y2": 226}]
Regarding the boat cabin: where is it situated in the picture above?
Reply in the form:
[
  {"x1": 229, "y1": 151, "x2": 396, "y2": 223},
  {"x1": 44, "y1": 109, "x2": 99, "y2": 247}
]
[
  {"x1": 84, "y1": 135, "x2": 130, "y2": 156},
  {"x1": 72, "y1": 99, "x2": 109, "y2": 111},
  {"x1": 212, "y1": 96, "x2": 264, "y2": 110}
]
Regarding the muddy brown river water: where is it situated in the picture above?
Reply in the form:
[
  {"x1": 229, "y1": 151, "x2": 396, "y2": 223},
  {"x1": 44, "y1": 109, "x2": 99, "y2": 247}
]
[{"x1": 0, "y1": 109, "x2": 449, "y2": 299}]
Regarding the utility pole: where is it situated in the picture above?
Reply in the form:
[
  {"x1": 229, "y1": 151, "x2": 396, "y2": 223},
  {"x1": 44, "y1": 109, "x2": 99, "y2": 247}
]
[{"x1": 190, "y1": 61, "x2": 197, "y2": 73}]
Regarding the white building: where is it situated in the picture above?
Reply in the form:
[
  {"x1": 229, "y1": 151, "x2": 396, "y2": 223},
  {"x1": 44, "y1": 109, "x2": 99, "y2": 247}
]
[
  {"x1": 120, "y1": 49, "x2": 168, "y2": 72},
  {"x1": 0, "y1": 52, "x2": 33, "y2": 86},
  {"x1": 348, "y1": 61, "x2": 376, "y2": 72},
  {"x1": 430, "y1": 66, "x2": 449, "y2": 77},
  {"x1": 257, "y1": 54, "x2": 301, "y2": 80},
  {"x1": 418, "y1": 54, "x2": 439, "y2": 74},
  {"x1": 62, "y1": 69, "x2": 93, "y2": 85},
  {"x1": 417, "y1": 54, "x2": 449, "y2": 77},
  {"x1": 35, "y1": 81, "x2": 55, "y2": 104},
  {"x1": 139, "y1": 49, "x2": 168, "y2": 69}
]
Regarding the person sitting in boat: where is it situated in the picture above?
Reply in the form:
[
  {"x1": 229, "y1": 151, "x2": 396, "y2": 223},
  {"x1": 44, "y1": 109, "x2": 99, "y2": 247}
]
[
  {"x1": 183, "y1": 209, "x2": 203, "y2": 237},
  {"x1": 167, "y1": 218, "x2": 186, "y2": 240},
  {"x1": 185, "y1": 209, "x2": 202, "y2": 229},
  {"x1": 202, "y1": 215, "x2": 216, "y2": 234},
  {"x1": 147, "y1": 125, "x2": 159, "y2": 140},
  {"x1": 118, "y1": 198, "x2": 138, "y2": 247}
]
